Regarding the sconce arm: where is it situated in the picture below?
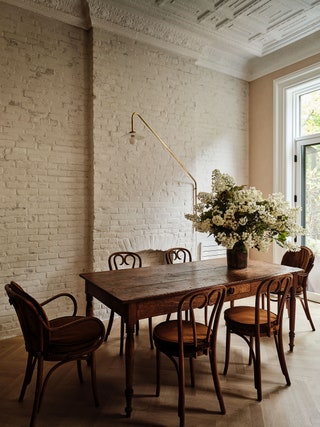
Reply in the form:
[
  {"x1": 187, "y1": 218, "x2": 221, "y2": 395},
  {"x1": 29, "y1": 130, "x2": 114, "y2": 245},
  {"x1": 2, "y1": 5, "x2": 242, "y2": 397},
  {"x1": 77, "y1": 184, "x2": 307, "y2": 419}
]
[{"x1": 130, "y1": 112, "x2": 198, "y2": 205}]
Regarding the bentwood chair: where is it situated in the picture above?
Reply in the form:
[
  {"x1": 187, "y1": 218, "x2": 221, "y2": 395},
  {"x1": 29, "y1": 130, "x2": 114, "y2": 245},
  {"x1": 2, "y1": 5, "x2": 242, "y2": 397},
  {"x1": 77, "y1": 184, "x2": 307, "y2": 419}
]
[
  {"x1": 223, "y1": 274, "x2": 293, "y2": 401},
  {"x1": 281, "y1": 246, "x2": 316, "y2": 331},
  {"x1": 165, "y1": 247, "x2": 192, "y2": 264},
  {"x1": 165, "y1": 247, "x2": 193, "y2": 322},
  {"x1": 5, "y1": 281, "x2": 105, "y2": 427},
  {"x1": 104, "y1": 251, "x2": 154, "y2": 354},
  {"x1": 153, "y1": 285, "x2": 226, "y2": 427}
]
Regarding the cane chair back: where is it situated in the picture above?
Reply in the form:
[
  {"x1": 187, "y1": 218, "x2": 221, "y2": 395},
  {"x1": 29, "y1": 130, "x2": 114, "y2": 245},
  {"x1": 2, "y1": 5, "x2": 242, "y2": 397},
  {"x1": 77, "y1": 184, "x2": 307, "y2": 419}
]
[
  {"x1": 153, "y1": 285, "x2": 226, "y2": 427},
  {"x1": 223, "y1": 274, "x2": 293, "y2": 401},
  {"x1": 5, "y1": 281, "x2": 105, "y2": 427}
]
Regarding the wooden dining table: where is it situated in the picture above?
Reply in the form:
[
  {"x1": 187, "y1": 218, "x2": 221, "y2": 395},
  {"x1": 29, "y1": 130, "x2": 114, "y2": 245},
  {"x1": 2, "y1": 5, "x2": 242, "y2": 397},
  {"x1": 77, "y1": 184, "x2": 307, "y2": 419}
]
[{"x1": 80, "y1": 258, "x2": 302, "y2": 417}]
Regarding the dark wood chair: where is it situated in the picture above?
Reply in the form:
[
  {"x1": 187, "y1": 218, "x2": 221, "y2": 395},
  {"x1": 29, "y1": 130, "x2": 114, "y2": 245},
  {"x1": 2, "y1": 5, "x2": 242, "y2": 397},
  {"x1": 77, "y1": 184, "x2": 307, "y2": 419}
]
[
  {"x1": 223, "y1": 274, "x2": 293, "y2": 401},
  {"x1": 104, "y1": 251, "x2": 154, "y2": 354},
  {"x1": 164, "y1": 247, "x2": 193, "y2": 322},
  {"x1": 281, "y1": 246, "x2": 315, "y2": 331},
  {"x1": 165, "y1": 247, "x2": 192, "y2": 264},
  {"x1": 153, "y1": 285, "x2": 226, "y2": 427},
  {"x1": 5, "y1": 281, "x2": 105, "y2": 427}
]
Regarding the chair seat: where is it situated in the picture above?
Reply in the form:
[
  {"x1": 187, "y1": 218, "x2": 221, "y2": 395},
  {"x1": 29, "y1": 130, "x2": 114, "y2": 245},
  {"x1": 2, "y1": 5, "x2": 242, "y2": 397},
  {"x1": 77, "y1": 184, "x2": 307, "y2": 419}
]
[
  {"x1": 224, "y1": 306, "x2": 277, "y2": 336},
  {"x1": 48, "y1": 316, "x2": 104, "y2": 357},
  {"x1": 153, "y1": 320, "x2": 209, "y2": 356}
]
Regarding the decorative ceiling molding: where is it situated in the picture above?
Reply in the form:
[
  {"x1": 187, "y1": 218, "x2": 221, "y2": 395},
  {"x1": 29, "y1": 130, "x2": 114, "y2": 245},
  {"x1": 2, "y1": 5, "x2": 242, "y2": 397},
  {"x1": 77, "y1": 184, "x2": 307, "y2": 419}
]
[{"x1": 2, "y1": 0, "x2": 320, "y2": 81}]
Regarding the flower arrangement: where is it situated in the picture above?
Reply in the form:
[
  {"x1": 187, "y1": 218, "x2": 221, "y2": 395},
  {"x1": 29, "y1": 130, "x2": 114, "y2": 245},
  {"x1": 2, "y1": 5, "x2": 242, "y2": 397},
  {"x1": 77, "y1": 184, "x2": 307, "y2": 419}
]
[{"x1": 185, "y1": 169, "x2": 304, "y2": 252}]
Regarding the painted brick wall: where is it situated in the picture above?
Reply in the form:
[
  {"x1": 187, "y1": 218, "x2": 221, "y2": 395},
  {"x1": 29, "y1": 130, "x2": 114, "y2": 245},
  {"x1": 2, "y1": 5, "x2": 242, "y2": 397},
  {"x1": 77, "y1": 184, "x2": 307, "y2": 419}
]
[
  {"x1": 0, "y1": 2, "x2": 91, "y2": 338},
  {"x1": 91, "y1": 30, "x2": 248, "y2": 267},
  {"x1": 0, "y1": 2, "x2": 248, "y2": 338}
]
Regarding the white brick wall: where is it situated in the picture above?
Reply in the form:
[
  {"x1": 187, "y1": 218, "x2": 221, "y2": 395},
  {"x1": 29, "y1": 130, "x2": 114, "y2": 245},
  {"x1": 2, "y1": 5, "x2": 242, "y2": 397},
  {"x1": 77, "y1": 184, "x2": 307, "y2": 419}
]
[
  {"x1": 0, "y1": 2, "x2": 248, "y2": 338},
  {"x1": 0, "y1": 3, "x2": 90, "y2": 338}
]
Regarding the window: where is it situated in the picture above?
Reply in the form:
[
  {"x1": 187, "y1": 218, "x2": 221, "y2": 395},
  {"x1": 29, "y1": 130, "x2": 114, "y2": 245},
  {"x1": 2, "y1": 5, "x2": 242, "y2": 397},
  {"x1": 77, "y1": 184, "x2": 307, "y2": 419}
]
[{"x1": 274, "y1": 62, "x2": 320, "y2": 301}]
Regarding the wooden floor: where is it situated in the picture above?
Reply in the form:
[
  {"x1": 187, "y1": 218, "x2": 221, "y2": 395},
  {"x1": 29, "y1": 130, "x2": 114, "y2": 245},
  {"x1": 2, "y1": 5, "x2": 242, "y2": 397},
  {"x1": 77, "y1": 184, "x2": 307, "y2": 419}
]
[{"x1": 1, "y1": 298, "x2": 319, "y2": 427}]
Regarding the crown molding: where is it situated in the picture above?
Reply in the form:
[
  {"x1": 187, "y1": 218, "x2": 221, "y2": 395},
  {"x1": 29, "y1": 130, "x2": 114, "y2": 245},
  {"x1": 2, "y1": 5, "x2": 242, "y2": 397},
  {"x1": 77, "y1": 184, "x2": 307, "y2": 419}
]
[{"x1": 2, "y1": 0, "x2": 320, "y2": 82}]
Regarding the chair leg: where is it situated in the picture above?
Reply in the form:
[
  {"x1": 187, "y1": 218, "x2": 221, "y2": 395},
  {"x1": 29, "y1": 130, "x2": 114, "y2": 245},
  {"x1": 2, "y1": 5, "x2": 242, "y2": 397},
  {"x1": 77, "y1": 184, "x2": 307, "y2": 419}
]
[
  {"x1": 104, "y1": 310, "x2": 114, "y2": 342},
  {"x1": 156, "y1": 349, "x2": 161, "y2": 397},
  {"x1": 89, "y1": 353, "x2": 100, "y2": 407},
  {"x1": 274, "y1": 332, "x2": 291, "y2": 387},
  {"x1": 178, "y1": 355, "x2": 186, "y2": 427},
  {"x1": 148, "y1": 317, "x2": 154, "y2": 350},
  {"x1": 300, "y1": 288, "x2": 316, "y2": 331},
  {"x1": 248, "y1": 336, "x2": 254, "y2": 365},
  {"x1": 223, "y1": 327, "x2": 231, "y2": 375},
  {"x1": 189, "y1": 357, "x2": 195, "y2": 388},
  {"x1": 29, "y1": 356, "x2": 43, "y2": 427},
  {"x1": 19, "y1": 353, "x2": 36, "y2": 402},
  {"x1": 254, "y1": 335, "x2": 262, "y2": 401},
  {"x1": 120, "y1": 317, "x2": 125, "y2": 356},
  {"x1": 209, "y1": 348, "x2": 226, "y2": 414},
  {"x1": 77, "y1": 360, "x2": 83, "y2": 384}
]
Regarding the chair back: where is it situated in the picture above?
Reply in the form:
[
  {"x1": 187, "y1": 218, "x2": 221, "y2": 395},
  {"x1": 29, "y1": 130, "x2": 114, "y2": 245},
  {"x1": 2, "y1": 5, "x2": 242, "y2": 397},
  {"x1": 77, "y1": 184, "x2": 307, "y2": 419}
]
[
  {"x1": 281, "y1": 246, "x2": 314, "y2": 292},
  {"x1": 108, "y1": 251, "x2": 142, "y2": 270},
  {"x1": 165, "y1": 247, "x2": 192, "y2": 264},
  {"x1": 5, "y1": 282, "x2": 49, "y2": 354},
  {"x1": 177, "y1": 285, "x2": 226, "y2": 355},
  {"x1": 255, "y1": 274, "x2": 293, "y2": 336},
  {"x1": 281, "y1": 246, "x2": 314, "y2": 273}
]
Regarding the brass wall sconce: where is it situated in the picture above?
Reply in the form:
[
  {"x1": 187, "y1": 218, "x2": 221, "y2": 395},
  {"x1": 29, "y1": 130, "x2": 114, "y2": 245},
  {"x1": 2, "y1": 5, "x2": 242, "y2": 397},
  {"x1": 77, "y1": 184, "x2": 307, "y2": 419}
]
[{"x1": 129, "y1": 112, "x2": 198, "y2": 207}]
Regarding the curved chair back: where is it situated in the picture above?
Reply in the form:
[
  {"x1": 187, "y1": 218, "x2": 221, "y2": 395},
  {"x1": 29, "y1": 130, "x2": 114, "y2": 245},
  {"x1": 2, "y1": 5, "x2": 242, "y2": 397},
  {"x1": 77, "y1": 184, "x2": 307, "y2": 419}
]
[
  {"x1": 255, "y1": 274, "x2": 293, "y2": 335},
  {"x1": 165, "y1": 247, "x2": 192, "y2": 264},
  {"x1": 108, "y1": 251, "x2": 142, "y2": 270},
  {"x1": 281, "y1": 246, "x2": 314, "y2": 275},
  {"x1": 176, "y1": 285, "x2": 226, "y2": 352},
  {"x1": 281, "y1": 245, "x2": 316, "y2": 330},
  {"x1": 5, "y1": 282, "x2": 49, "y2": 355}
]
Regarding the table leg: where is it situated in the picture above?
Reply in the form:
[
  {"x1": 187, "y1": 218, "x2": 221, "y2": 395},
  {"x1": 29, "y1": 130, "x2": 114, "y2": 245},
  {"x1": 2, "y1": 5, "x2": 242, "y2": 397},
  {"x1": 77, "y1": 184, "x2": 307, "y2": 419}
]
[
  {"x1": 289, "y1": 282, "x2": 296, "y2": 352},
  {"x1": 86, "y1": 290, "x2": 93, "y2": 317},
  {"x1": 125, "y1": 322, "x2": 135, "y2": 417}
]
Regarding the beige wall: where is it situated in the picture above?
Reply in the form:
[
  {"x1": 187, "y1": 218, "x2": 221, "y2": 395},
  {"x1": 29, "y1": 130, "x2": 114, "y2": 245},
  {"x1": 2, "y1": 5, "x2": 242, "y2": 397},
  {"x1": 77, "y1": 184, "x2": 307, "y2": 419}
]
[{"x1": 249, "y1": 54, "x2": 320, "y2": 262}]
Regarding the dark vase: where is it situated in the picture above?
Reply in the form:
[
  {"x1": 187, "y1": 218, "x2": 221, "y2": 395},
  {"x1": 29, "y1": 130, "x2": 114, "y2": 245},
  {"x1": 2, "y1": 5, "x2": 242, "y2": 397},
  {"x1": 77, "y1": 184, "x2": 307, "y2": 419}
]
[{"x1": 226, "y1": 241, "x2": 248, "y2": 269}]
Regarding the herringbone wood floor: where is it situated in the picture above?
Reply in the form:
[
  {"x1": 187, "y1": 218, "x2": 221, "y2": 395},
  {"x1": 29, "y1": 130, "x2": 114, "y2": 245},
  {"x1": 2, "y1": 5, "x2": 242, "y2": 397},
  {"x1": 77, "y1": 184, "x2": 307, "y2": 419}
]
[{"x1": 1, "y1": 298, "x2": 319, "y2": 427}]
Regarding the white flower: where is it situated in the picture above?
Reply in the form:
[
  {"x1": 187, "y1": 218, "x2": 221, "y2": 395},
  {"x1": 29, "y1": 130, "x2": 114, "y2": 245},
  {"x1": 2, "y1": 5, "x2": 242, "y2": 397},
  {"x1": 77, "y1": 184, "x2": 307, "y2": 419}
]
[{"x1": 185, "y1": 169, "x2": 305, "y2": 252}]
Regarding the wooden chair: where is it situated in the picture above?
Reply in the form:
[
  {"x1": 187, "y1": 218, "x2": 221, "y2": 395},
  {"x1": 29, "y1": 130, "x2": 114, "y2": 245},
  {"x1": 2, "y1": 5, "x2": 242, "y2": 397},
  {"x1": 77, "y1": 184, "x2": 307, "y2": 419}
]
[
  {"x1": 281, "y1": 246, "x2": 315, "y2": 331},
  {"x1": 223, "y1": 274, "x2": 293, "y2": 401},
  {"x1": 5, "y1": 281, "x2": 105, "y2": 427},
  {"x1": 153, "y1": 285, "x2": 226, "y2": 427},
  {"x1": 104, "y1": 251, "x2": 154, "y2": 354},
  {"x1": 165, "y1": 247, "x2": 193, "y2": 322},
  {"x1": 165, "y1": 247, "x2": 192, "y2": 264}
]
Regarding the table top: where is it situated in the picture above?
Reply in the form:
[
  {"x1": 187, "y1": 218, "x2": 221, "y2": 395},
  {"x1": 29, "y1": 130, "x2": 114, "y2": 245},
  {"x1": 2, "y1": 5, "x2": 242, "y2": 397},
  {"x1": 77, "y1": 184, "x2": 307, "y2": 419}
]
[{"x1": 80, "y1": 258, "x2": 301, "y2": 305}]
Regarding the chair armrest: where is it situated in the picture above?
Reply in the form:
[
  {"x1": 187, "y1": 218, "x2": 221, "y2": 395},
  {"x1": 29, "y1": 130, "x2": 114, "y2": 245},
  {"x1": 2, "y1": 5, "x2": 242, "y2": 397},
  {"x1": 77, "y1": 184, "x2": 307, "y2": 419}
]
[{"x1": 41, "y1": 293, "x2": 78, "y2": 316}]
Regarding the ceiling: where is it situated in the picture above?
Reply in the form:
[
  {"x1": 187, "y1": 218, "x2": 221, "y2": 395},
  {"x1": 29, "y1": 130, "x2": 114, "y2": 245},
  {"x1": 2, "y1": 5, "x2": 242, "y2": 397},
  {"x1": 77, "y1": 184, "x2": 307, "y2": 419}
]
[{"x1": 4, "y1": 0, "x2": 320, "y2": 80}]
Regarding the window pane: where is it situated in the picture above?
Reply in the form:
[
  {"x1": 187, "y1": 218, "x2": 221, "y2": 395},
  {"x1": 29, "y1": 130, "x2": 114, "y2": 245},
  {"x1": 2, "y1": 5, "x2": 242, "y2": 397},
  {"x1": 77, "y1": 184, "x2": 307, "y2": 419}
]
[
  {"x1": 300, "y1": 90, "x2": 320, "y2": 136},
  {"x1": 304, "y1": 143, "x2": 320, "y2": 255}
]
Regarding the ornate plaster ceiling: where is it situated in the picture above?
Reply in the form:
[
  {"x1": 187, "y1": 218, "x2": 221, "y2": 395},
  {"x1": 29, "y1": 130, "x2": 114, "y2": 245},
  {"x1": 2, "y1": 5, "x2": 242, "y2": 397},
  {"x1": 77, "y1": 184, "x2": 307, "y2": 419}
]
[{"x1": 3, "y1": 0, "x2": 320, "y2": 80}]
